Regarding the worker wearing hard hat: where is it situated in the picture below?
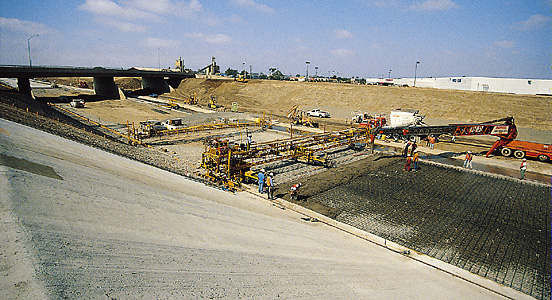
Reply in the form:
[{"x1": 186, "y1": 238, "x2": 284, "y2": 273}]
[
  {"x1": 464, "y1": 151, "x2": 473, "y2": 169},
  {"x1": 412, "y1": 149, "x2": 419, "y2": 171},
  {"x1": 258, "y1": 169, "x2": 265, "y2": 193},
  {"x1": 266, "y1": 172, "x2": 274, "y2": 199},
  {"x1": 520, "y1": 158, "x2": 527, "y2": 180}
]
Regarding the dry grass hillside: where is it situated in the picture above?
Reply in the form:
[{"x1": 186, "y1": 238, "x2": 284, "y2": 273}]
[{"x1": 169, "y1": 78, "x2": 552, "y2": 131}]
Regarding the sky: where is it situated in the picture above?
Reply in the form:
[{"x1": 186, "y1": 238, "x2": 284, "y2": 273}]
[{"x1": 1, "y1": 0, "x2": 551, "y2": 79}]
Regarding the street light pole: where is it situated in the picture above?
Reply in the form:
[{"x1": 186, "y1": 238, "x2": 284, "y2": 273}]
[
  {"x1": 388, "y1": 69, "x2": 392, "y2": 79},
  {"x1": 414, "y1": 61, "x2": 420, "y2": 87},
  {"x1": 27, "y1": 34, "x2": 39, "y2": 67}
]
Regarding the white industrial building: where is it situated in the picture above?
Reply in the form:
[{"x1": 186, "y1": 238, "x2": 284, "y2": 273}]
[{"x1": 366, "y1": 76, "x2": 552, "y2": 95}]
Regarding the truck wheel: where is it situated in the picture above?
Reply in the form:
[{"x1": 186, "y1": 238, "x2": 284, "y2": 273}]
[
  {"x1": 513, "y1": 150, "x2": 525, "y2": 159},
  {"x1": 537, "y1": 154, "x2": 549, "y2": 162},
  {"x1": 501, "y1": 148, "x2": 512, "y2": 157},
  {"x1": 409, "y1": 135, "x2": 417, "y2": 142}
]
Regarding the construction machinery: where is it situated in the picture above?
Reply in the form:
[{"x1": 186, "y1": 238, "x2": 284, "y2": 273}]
[
  {"x1": 162, "y1": 98, "x2": 179, "y2": 109},
  {"x1": 78, "y1": 80, "x2": 89, "y2": 88},
  {"x1": 208, "y1": 95, "x2": 222, "y2": 109},
  {"x1": 494, "y1": 140, "x2": 552, "y2": 162},
  {"x1": 187, "y1": 93, "x2": 198, "y2": 105},
  {"x1": 369, "y1": 116, "x2": 518, "y2": 157},
  {"x1": 287, "y1": 105, "x2": 319, "y2": 128},
  {"x1": 200, "y1": 127, "x2": 370, "y2": 187},
  {"x1": 236, "y1": 74, "x2": 248, "y2": 83},
  {"x1": 200, "y1": 116, "x2": 530, "y2": 188},
  {"x1": 70, "y1": 98, "x2": 85, "y2": 108},
  {"x1": 354, "y1": 109, "x2": 423, "y2": 128}
]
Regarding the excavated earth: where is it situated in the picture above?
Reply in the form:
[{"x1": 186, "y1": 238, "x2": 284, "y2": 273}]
[{"x1": 1, "y1": 78, "x2": 551, "y2": 299}]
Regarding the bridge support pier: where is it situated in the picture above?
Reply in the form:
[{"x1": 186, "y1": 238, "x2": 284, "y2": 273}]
[
  {"x1": 93, "y1": 77, "x2": 120, "y2": 99},
  {"x1": 142, "y1": 77, "x2": 170, "y2": 94},
  {"x1": 17, "y1": 78, "x2": 32, "y2": 96},
  {"x1": 166, "y1": 77, "x2": 183, "y2": 90}
]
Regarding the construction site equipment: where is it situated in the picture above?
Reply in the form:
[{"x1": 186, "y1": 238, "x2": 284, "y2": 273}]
[
  {"x1": 208, "y1": 95, "x2": 222, "y2": 109},
  {"x1": 388, "y1": 109, "x2": 425, "y2": 127},
  {"x1": 187, "y1": 93, "x2": 198, "y2": 105},
  {"x1": 200, "y1": 116, "x2": 539, "y2": 188},
  {"x1": 200, "y1": 127, "x2": 370, "y2": 186},
  {"x1": 163, "y1": 118, "x2": 185, "y2": 130},
  {"x1": 78, "y1": 80, "x2": 89, "y2": 88},
  {"x1": 370, "y1": 117, "x2": 518, "y2": 157},
  {"x1": 162, "y1": 98, "x2": 179, "y2": 109},
  {"x1": 287, "y1": 105, "x2": 319, "y2": 128},
  {"x1": 142, "y1": 120, "x2": 264, "y2": 138},
  {"x1": 236, "y1": 74, "x2": 248, "y2": 83},
  {"x1": 140, "y1": 120, "x2": 166, "y2": 136},
  {"x1": 70, "y1": 99, "x2": 85, "y2": 108},
  {"x1": 495, "y1": 140, "x2": 552, "y2": 162}
]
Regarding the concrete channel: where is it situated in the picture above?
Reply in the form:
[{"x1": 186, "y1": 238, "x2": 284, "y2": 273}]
[{"x1": 277, "y1": 148, "x2": 551, "y2": 300}]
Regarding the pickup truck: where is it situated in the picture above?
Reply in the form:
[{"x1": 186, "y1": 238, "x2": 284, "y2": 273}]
[{"x1": 306, "y1": 109, "x2": 330, "y2": 118}]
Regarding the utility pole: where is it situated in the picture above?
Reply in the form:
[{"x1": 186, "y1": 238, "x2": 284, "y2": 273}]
[
  {"x1": 27, "y1": 34, "x2": 39, "y2": 67},
  {"x1": 414, "y1": 61, "x2": 420, "y2": 87}
]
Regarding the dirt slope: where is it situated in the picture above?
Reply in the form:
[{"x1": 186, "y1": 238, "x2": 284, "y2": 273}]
[{"x1": 169, "y1": 78, "x2": 552, "y2": 131}]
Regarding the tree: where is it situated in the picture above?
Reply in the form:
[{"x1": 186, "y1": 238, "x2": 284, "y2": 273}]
[
  {"x1": 225, "y1": 67, "x2": 238, "y2": 77},
  {"x1": 269, "y1": 70, "x2": 285, "y2": 80}
]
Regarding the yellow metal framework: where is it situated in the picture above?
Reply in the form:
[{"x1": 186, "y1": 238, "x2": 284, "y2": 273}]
[{"x1": 200, "y1": 127, "x2": 373, "y2": 186}]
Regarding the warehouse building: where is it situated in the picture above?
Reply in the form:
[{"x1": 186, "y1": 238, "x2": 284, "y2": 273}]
[{"x1": 366, "y1": 76, "x2": 552, "y2": 95}]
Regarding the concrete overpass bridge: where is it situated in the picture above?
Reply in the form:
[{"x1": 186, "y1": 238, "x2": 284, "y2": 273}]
[{"x1": 0, "y1": 65, "x2": 195, "y2": 98}]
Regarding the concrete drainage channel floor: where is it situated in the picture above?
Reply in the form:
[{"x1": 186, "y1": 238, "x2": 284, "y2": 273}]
[{"x1": 306, "y1": 158, "x2": 551, "y2": 300}]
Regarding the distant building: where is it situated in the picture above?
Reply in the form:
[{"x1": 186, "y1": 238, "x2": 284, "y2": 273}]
[{"x1": 366, "y1": 76, "x2": 552, "y2": 95}]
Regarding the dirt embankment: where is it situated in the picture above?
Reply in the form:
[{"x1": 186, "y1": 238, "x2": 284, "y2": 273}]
[{"x1": 169, "y1": 78, "x2": 552, "y2": 131}]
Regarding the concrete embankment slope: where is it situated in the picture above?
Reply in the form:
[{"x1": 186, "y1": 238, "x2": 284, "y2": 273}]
[{"x1": 0, "y1": 118, "x2": 531, "y2": 299}]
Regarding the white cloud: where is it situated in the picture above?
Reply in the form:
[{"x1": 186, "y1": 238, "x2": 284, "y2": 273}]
[
  {"x1": 516, "y1": 14, "x2": 549, "y2": 31},
  {"x1": 143, "y1": 37, "x2": 181, "y2": 48},
  {"x1": 79, "y1": 0, "x2": 208, "y2": 31},
  {"x1": 333, "y1": 29, "x2": 353, "y2": 39},
  {"x1": 492, "y1": 40, "x2": 515, "y2": 49},
  {"x1": 409, "y1": 0, "x2": 458, "y2": 11},
  {"x1": 79, "y1": 0, "x2": 152, "y2": 19},
  {"x1": 230, "y1": 0, "x2": 274, "y2": 14},
  {"x1": 184, "y1": 32, "x2": 233, "y2": 44},
  {"x1": 101, "y1": 18, "x2": 147, "y2": 32},
  {"x1": 0, "y1": 17, "x2": 54, "y2": 35},
  {"x1": 330, "y1": 48, "x2": 355, "y2": 57}
]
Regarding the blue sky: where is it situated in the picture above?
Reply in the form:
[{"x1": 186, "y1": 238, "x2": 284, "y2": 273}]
[{"x1": 1, "y1": 0, "x2": 551, "y2": 79}]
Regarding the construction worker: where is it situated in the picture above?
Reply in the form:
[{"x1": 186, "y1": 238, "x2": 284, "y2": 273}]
[
  {"x1": 403, "y1": 141, "x2": 411, "y2": 157},
  {"x1": 266, "y1": 172, "x2": 274, "y2": 199},
  {"x1": 290, "y1": 182, "x2": 301, "y2": 201},
  {"x1": 404, "y1": 154, "x2": 412, "y2": 172},
  {"x1": 247, "y1": 134, "x2": 252, "y2": 151},
  {"x1": 410, "y1": 141, "x2": 417, "y2": 156},
  {"x1": 464, "y1": 151, "x2": 473, "y2": 169},
  {"x1": 412, "y1": 149, "x2": 419, "y2": 170},
  {"x1": 520, "y1": 158, "x2": 527, "y2": 180},
  {"x1": 257, "y1": 169, "x2": 265, "y2": 193},
  {"x1": 429, "y1": 135, "x2": 436, "y2": 149}
]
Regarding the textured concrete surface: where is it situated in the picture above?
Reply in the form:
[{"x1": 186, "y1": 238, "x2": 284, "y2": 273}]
[{"x1": 0, "y1": 118, "x2": 533, "y2": 299}]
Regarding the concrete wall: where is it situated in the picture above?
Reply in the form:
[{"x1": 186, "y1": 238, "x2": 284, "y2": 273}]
[
  {"x1": 141, "y1": 77, "x2": 170, "y2": 94},
  {"x1": 93, "y1": 77, "x2": 120, "y2": 98},
  {"x1": 378, "y1": 77, "x2": 552, "y2": 95}
]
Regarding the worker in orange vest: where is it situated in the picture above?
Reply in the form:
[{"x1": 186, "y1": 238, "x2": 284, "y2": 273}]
[
  {"x1": 412, "y1": 150, "x2": 419, "y2": 170},
  {"x1": 520, "y1": 159, "x2": 527, "y2": 179},
  {"x1": 463, "y1": 151, "x2": 473, "y2": 169},
  {"x1": 404, "y1": 154, "x2": 412, "y2": 172}
]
